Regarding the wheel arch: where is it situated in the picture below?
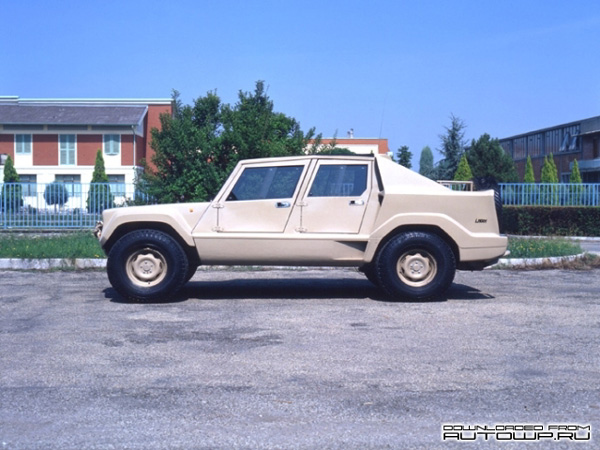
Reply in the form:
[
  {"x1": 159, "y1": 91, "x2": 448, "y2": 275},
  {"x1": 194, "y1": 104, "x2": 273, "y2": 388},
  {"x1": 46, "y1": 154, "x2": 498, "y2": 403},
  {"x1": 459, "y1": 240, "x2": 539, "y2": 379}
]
[
  {"x1": 370, "y1": 225, "x2": 460, "y2": 264},
  {"x1": 103, "y1": 222, "x2": 200, "y2": 267}
]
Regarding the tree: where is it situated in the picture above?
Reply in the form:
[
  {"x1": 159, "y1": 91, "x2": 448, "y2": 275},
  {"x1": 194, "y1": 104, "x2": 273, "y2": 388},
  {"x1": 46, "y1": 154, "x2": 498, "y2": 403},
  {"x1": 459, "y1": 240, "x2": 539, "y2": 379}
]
[
  {"x1": 434, "y1": 114, "x2": 467, "y2": 180},
  {"x1": 570, "y1": 159, "x2": 582, "y2": 183},
  {"x1": 87, "y1": 149, "x2": 114, "y2": 213},
  {"x1": 142, "y1": 82, "x2": 316, "y2": 203},
  {"x1": 44, "y1": 182, "x2": 69, "y2": 210},
  {"x1": 569, "y1": 159, "x2": 583, "y2": 205},
  {"x1": 396, "y1": 146, "x2": 412, "y2": 169},
  {"x1": 1, "y1": 155, "x2": 23, "y2": 212},
  {"x1": 453, "y1": 154, "x2": 473, "y2": 181},
  {"x1": 466, "y1": 133, "x2": 518, "y2": 182},
  {"x1": 540, "y1": 154, "x2": 558, "y2": 205},
  {"x1": 541, "y1": 154, "x2": 558, "y2": 183},
  {"x1": 308, "y1": 133, "x2": 353, "y2": 155},
  {"x1": 419, "y1": 146, "x2": 434, "y2": 178},
  {"x1": 523, "y1": 156, "x2": 535, "y2": 183}
]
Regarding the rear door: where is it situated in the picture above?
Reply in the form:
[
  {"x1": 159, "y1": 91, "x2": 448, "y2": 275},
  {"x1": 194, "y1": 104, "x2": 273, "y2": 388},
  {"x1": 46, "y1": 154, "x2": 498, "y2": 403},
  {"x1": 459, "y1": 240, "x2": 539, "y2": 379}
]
[{"x1": 298, "y1": 161, "x2": 371, "y2": 233}]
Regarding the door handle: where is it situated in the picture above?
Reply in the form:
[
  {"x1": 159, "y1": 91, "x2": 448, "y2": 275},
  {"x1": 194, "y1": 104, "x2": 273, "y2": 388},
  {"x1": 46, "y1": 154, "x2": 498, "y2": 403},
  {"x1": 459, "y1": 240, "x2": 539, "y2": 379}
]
[
  {"x1": 276, "y1": 201, "x2": 291, "y2": 208},
  {"x1": 349, "y1": 200, "x2": 364, "y2": 206}
]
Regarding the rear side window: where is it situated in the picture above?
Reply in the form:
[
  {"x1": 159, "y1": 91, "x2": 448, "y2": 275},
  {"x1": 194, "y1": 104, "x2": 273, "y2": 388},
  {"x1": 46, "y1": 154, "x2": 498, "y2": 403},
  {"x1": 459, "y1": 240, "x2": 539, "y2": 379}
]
[
  {"x1": 308, "y1": 164, "x2": 368, "y2": 197},
  {"x1": 227, "y1": 166, "x2": 304, "y2": 201}
]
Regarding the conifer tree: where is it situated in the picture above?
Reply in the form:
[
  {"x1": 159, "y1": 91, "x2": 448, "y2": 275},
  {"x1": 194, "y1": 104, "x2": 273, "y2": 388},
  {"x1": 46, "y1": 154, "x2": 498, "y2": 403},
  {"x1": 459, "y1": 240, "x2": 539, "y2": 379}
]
[
  {"x1": 87, "y1": 149, "x2": 114, "y2": 213},
  {"x1": 453, "y1": 153, "x2": 473, "y2": 181},
  {"x1": 541, "y1": 154, "x2": 558, "y2": 183},
  {"x1": 419, "y1": 146, "x2": 434, "y2": 178},
  {"x1": 523, "y1": 156, "x2": 535, "y2": 183},
  {"x1": 569, "y1": 159, "x2": 582, "y2": 183},
  {"x1": 1, "y1": 155, "x2": 23, "y2": 211}
]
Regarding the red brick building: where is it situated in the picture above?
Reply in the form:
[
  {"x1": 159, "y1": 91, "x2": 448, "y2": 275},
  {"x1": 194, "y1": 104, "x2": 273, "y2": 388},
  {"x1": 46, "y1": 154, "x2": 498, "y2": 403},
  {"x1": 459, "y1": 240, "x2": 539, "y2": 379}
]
[{"x1": 0, "y1": 96, "x2": 173, "y2": 193}]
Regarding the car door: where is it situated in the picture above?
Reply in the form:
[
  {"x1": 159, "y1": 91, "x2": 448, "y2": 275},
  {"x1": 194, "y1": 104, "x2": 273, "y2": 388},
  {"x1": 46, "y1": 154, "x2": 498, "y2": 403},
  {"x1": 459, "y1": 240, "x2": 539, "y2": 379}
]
[
  {"x1": 298, "y1": 161, "x2": 371, "y2": 233},
  {"x1": 215, "y1": 163, "x2": 307, "y2": 233}
]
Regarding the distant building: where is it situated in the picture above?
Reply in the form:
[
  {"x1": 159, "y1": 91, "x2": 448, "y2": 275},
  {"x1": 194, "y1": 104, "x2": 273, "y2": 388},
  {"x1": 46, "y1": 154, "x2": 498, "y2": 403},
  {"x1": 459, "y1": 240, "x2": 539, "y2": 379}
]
[
  {"x1": 499, "y1": 116, "x2": 600, "y2": 182},
  {"x1": 307, "y1": 136, "x2": 390, "y2": 155},
  {"x1": 0, "y1": 96, "x2": 173, "y2": 194}
]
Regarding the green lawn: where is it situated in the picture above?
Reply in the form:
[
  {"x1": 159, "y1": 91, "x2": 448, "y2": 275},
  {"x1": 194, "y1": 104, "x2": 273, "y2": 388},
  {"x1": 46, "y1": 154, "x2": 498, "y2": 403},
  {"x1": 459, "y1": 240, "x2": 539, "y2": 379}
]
[
  {"x1": 506, "y1": 237, "x2": 582, "y2": 259},
  {"x1": 0, "y1": 232, "x2": 104, "y2": 259}
]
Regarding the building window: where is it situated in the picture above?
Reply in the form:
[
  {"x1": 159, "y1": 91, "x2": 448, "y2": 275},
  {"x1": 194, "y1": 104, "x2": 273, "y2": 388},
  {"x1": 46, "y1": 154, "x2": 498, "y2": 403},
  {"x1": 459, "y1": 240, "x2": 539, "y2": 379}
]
[
  {"x1": 20, "y1": 174, "x2": 37, "y2": 196},
  {"x1": 55, "y1": 174, "x2": 81, "y2": 197},
  {"x1": 59, "y1": 135, "x2": 76, "y2": 165},
  {"x1": 15, "y1": 134, "x2": 32, "y2": 154},
  {"x1": 104, "y1": 134, "x2": 121, "y2": 156},
  {"x1": 107, "y1": 174, "x2": 126, "y2": 196}
]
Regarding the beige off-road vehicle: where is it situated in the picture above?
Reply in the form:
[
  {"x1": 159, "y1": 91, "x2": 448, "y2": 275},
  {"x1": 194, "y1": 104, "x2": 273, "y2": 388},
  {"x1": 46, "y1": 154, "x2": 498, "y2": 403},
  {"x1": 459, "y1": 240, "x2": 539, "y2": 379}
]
[{"x1": 95, "y1": 154, "x2": 507, "y2": 302}]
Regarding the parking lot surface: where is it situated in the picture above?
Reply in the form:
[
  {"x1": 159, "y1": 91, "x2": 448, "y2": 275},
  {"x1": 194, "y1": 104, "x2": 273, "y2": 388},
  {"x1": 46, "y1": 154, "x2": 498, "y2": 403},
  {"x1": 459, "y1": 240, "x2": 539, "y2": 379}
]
[{"x1": 1, "y1": 268, "x2": 599, "y2": 448}]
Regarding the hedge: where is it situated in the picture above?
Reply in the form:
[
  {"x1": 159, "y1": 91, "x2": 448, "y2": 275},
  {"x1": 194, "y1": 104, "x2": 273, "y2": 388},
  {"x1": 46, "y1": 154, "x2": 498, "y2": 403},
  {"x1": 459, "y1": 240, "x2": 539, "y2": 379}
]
[{"x1": 503, "y1": 206, "x2": 600, "y2": 236}]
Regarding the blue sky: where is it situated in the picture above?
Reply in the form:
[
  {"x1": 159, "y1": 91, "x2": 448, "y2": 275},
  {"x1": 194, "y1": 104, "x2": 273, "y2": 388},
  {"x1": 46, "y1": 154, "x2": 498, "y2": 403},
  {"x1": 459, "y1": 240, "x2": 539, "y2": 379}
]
[{"x1": 3, "y1": 0, "x2": 600, "y2": 168}]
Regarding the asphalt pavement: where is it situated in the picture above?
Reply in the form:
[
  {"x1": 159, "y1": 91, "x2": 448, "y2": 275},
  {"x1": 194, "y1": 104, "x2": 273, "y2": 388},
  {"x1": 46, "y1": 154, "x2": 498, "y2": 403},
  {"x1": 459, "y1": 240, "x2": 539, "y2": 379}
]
[{"x1": 1, "y1": 268, "x2": 599, "y2": 448}]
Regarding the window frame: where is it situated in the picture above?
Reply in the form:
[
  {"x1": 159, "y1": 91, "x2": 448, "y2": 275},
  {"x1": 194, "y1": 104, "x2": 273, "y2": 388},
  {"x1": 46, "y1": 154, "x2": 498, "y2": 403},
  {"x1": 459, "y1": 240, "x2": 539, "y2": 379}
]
[
  {"x1": 59, "y1": 135, "x2": 77, "y2": 166},
  {"x1": 107, "y1": 174, "x2": 126, "y2": 196},
  {"x1": 307, "y1": 163, "x2": 369, "y2": 198},
  {"x1": 19, "y1": 174, "x2": 37, "y2": 196},
  {"x1": 15, "y1": 134, "x2": 32, "y2": 154},
  {"x1": 103, "y1": 134, "x2": 121, "y2": 156},
  {"x1": 226, "y1": 165, "x2": 305, "y2": 202},
  {"x1": 54, "y1": 174, "x2": 82, "y2": 197}
]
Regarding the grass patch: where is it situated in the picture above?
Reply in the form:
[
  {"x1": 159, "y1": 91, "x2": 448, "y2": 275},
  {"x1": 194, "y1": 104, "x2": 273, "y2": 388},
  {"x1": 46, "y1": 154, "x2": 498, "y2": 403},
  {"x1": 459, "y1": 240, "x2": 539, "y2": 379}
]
[
  {"x1": 0, "y1": 232, "x2": 103, "y2": 259},
  {"x1": 501, "y1": 253, "x2": 600, "y2": 271},
  {"x1": 507, "y1": 237, "x2": 582, "y2": 259}
]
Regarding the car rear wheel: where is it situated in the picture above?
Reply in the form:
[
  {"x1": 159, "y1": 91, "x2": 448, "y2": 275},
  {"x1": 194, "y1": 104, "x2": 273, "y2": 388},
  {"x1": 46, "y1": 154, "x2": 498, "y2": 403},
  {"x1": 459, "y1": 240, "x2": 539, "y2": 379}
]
[
  {"x1": 107, "y1": 229, "x2": 189, "y2": 302},
  {"x1": 375, "y1": 231, "x2": 456, "y2": 301}
]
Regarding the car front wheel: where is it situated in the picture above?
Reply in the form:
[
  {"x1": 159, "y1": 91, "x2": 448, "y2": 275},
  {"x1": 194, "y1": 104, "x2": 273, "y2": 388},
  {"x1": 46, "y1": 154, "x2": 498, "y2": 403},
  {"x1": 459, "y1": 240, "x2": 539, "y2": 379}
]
[
  {"x1": 107, "y1": 229, "x2": 189, "y2": 302},
  {"x1": 375, "y1": 231, "x2": 456, "y2": 301}
]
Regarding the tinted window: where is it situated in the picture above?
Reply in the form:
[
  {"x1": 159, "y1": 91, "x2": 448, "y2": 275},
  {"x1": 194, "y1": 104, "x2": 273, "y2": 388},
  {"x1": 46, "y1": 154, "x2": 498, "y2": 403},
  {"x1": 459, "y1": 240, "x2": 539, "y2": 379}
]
[
  {"x1": 227, "y1": 166, "x2": 303, "y2": 201},
  {"x1": 308, "y1": 164, "x2": 368, "y2": 197}
]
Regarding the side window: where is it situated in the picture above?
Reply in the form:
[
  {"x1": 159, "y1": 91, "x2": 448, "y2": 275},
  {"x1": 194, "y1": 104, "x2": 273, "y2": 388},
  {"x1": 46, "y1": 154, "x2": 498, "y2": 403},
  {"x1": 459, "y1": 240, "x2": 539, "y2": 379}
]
[
  {"x1": 308, "y1": 164, "x2": 368, "y2": 197},
  {"x1": 227, "y1": 166, "x2": 304, "y2": 201}
]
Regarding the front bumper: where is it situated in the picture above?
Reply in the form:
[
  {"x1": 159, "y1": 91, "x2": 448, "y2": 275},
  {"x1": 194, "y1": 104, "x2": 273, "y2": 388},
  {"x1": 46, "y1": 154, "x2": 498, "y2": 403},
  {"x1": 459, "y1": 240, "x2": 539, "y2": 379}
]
[{"x1": 93, "y1": 221, "x2": 103, "y2": 240}]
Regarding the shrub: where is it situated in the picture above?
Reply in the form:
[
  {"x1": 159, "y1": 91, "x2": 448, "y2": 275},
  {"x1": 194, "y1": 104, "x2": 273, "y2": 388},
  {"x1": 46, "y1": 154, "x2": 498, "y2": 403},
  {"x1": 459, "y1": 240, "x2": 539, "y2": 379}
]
[
  {"x1": 44, "y1": 182, "x2": 69, "y2": 209},
  {"x1": 503, "y1": 206, "x2": 600, "y2": 236}
]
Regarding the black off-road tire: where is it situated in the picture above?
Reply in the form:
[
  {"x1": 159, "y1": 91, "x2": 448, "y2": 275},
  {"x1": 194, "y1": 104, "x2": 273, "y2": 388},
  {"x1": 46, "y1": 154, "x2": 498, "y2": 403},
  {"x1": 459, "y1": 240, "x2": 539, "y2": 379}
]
[
  {"x1": 184, "y1": 264, "x2": 198, "y2": 283},
  {"x1": 107, "y1": 229, "x2": 189, "y2": 302},
  {"x1": 375, "y1": 232, "x2": 456, "y2": 301},
  {"x1": 359, "y1": 263, "x2": 380, "y2": 286}
]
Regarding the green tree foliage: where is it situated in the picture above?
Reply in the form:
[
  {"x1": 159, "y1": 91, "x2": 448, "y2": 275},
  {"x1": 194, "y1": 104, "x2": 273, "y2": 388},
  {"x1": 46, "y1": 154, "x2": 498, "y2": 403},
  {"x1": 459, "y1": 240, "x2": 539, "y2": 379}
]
[
  {"x1": 44, "y1": 182, "x2": 69, "y2": 209},
  {"x1": 569, "y1": 159, "x2": 583, "y2": 205},
  {"x1": 3, "y1": 155, "x2": 19, "y2": 183},
  {"x1": 523, "y1": 156, "x2": 535, "y2": 183},
  {"x1": 466, "y1": 133, "x2": 518, "y2": 182},
  {"x1": 142, "y1": 82, "x2": 316, "y2": 203},
  {"x1": 1, "y1": 155, "x2": 23, "y2": 211},
  {"x1": 541, "y1": 154, "x2": 558, "y2": 183},
  {"x1": 453, "y1": 154, "x2": 473, "y2": 181},
  {"x1": 396, "y1": 146, "x2": 412, "y2": 169},
  {"x1": 418, "y1": 146, "x2": 434, "y2": 178},
  {"x1": 87, "y1": 149, "x2": 114, "y2": 213},
  {"x1": 308, "y1": 133, "x2": 354, "y2": 155},
  {"x1": 569, "y1": 159, "x2": 582, "y2": 183},
  {"x1": 434, "y1": 114, "x2": 467, "y2": 180},
  {"x1": 540, "y1": 154, "x2": 559, "y2": 205}
]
